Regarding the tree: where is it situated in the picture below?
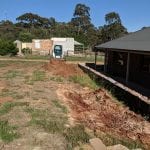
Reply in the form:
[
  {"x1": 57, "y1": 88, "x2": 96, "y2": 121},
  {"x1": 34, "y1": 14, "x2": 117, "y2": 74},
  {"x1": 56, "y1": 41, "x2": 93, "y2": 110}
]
[
  {"x1": 16, "y1": 13, "x2": 52, "y2": 29},
  {"x1": 71, "y1": 4, "x2": 92, "y2": 35},
  {"x1": 105, "y1": 12, "x2": 121, "y2": 25},
  {"x1": 19, "y1": 32, "x2": 34, "y2": 42},
  {"x1": 101, "y1": 12, "x2": 127, "y2": 42}
]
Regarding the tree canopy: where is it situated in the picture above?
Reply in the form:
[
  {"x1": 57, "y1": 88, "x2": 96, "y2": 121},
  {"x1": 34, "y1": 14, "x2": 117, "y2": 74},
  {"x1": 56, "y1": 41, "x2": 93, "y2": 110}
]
[
  {"x1": 100, "y1": 12, "x2": 127, "y2": 42},
  {"x1": 0, "y1": 4, "x2": 128, "y2": 48},
  {"x1": 71, "y1": 4, "x2": 92, "y2": 35}
]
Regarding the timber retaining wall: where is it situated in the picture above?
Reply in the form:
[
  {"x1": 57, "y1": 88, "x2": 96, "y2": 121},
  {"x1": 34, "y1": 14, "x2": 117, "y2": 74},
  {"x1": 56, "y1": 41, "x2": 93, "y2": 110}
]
[{"x1": 79, "y1": 63, "x2": 150, "y2": 120}]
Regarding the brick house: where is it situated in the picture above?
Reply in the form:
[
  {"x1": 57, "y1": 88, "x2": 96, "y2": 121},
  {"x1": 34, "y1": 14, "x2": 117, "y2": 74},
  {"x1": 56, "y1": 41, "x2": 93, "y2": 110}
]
[{"x1": 32, "y1": 39, "x2": 53, "y2": 55}]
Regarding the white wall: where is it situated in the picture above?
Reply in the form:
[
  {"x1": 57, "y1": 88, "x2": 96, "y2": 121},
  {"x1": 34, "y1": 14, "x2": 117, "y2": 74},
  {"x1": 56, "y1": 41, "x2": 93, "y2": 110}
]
[{"x1": 51, "y1": 38, "x2": 74, "y2": 57}]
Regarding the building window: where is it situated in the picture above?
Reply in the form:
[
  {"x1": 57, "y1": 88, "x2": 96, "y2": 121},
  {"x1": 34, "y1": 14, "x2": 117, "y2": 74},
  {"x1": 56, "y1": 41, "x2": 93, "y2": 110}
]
[
  {"x1": 140, "y1": 55, "x2": 150, "y2": 73},
  {"x1": 35, "y1": 40, "x2": 41, "y2": 49}
]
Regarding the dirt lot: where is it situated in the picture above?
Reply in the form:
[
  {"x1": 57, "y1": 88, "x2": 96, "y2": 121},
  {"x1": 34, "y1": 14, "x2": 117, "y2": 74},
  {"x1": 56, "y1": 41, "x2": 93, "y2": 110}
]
[{"x1": 0, "y1": 60, "x2": 149, "y2": 150}]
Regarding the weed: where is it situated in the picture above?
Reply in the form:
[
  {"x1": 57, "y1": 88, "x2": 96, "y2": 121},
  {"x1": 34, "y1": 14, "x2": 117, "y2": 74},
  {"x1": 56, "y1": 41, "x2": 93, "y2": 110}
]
[
  {"x1": 25, "y1": 107, "x2": 90, "y2": 149},
  {"x1": 30, "y1": 118, "x2": 65, "y2": 134},
  {"x1": 4, "y1": 70, "x2": 23, "y2": 79},
  {"x1": 25, "y1": 107, "x2": 67, "y2": 134},
  {"x1": 97, "y1": 132, "x2": 144, "y2": 149},
  {"x1": 24, "y1": 75, "x2": 34, "y2": 85},
  {"x1": 49, "y1": 76, "x2": 64, "y2": 82},
  {"x1": 52, "y1": 99, "x2": 68, "y2": 113},
  {"x1": 70, "y1": 75, "x2": 99, "y2": 89},
  {"x1": 24, "y1": 71, "x2": 46, "y2": 84},
  {"x1": 0, "y1": 102, "x2": 29, "y2": 116},
  {"x1": 64, "y1": 125, "x2": 90, "y2": 149},
  {"x1": 32, "y1": 70, "x2": 46, "y2": 81},
  {"x1": 0, "y1": 120, "x2": 19, "y2": 142},
  {"x1": 0, "y1": 89, "x2": 25, "y2": 100}
]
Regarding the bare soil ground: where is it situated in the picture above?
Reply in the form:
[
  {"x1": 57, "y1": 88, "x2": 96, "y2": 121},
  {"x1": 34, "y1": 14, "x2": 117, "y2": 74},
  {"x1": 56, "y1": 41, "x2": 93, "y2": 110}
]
[
  {"x1": 57, "y1": 86, "x2": 150, "y2": 149},
  {"x1": 0, "y1": 60, "x2": 149, "y2": 150}
]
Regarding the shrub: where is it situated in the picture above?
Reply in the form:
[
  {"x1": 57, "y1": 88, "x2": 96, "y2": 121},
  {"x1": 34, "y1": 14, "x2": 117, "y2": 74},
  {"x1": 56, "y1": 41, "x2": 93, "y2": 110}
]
[
  {"x1": 0, "y1": 39, "x2": 18, "y2": 56},
  {"x1": 21, "y1": 48, "x2": 32, "y2": 55}
]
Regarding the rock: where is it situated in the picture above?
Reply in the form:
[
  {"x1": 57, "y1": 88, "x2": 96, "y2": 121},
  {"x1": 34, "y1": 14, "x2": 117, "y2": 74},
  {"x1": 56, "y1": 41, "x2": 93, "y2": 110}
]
[
  {"x1": 74, "y1": 144, "x2": 94, "y2": 150},
  {"x1": 107, "y1": 144, "x2": 129, "y2": 150},
  {"x1": 89, "y1": 138, "x2": 107, "y2": 150},
  {"x1": 32, "y1": 147, "x2": 41, "y2": 150}
]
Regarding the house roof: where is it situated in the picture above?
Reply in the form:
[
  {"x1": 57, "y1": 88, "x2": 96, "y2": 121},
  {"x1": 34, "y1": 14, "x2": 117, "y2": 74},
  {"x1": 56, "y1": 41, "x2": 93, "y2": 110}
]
[{"x1": 96, "y1": 27, "x2": 150, "y2": 52}]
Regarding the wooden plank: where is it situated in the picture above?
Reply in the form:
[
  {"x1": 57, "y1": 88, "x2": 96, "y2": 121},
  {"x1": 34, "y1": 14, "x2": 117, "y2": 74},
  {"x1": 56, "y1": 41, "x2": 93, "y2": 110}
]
[
  {"x1": 126, "y1": 52, "x2": 130, "y2": 83},
  {"x1": 79, "y1": 63, "x2": 150, "y2": 105}
]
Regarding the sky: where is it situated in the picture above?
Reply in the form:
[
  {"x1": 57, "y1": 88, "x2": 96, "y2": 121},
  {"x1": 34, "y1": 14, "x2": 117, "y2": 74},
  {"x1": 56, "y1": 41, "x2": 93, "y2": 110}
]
[{"x1": 0, "y1": 0, "x2": 150, "y2": 32}]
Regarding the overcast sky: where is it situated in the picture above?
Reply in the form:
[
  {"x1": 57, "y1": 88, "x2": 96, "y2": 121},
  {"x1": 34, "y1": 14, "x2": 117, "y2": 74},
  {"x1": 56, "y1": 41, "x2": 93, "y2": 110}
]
[{"x1": 0, "y1": 0, "x2": 150, "y2": 32}]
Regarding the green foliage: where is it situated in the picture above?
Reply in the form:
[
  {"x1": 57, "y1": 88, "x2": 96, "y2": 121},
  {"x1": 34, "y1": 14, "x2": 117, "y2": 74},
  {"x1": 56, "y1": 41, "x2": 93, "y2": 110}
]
[
  {"x1": 16, "y1": 13, "x2": 52, "y2": 29},
  {"x1": 21, "y1": 48, "x2": 32, "y2": 55},
  {"x1": 0, "y1": 120, "x2": 19, "y2": 142},
  {"x1": 100, "y1": 12, "x2": 127, "y2": 42},
  {"x1": 19, "y1": 32, "x2": 33, "y2": 42},
  {"x1": 71, "y1": 3, "x2": 91, "y2": 35},
  {"x1": 0, "y1": 9, "x2": 128, "y2": 47},
  {"x1": 105, "y1": 12, "x2": 121, "y2": 25},
  {"x1": 0, "y1": 39, "x2": 18, "y2": 56}
]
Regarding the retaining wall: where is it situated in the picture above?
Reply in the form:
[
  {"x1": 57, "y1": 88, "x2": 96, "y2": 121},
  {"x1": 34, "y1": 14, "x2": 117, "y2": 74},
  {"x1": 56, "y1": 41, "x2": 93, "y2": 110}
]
[{"x1": 79, "y1": 63, "x2": 150, "y2": 120}]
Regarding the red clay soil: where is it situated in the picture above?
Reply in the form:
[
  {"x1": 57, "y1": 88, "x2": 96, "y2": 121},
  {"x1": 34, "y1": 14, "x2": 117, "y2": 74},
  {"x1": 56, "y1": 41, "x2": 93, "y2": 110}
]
[
  {"x1": 44, "y1": 59, "x2": 83, "y2": 77},
  {"x1": 0, "y1": 97, "x2": 13, "y2": 105},
  {"x1": 0, "y1": 82, "x2": 13, "y2": 105},
  {"x1": 64, "y1": 88, "x2": 150, "y2": 149}
]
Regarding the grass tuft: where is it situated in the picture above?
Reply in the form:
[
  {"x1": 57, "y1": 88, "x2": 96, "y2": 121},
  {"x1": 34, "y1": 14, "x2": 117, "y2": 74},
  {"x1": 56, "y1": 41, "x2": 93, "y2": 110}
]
[
  {"x1": 4, "y1": 70, "x2": 23, "y2": 79},
  {"x1": 49, "y1": 76, "x2": 64, "y2": 82},
  {"x1": 64, "y1": 125, "x2": 90, "y2": 149},
  {"x1": 97, "y1": 132, "x2": 144, "y2": 149},
  {"x1": 24, "y1": 71, "x2": 46, "y2": 85},
  {"x1": 25, "y1": 108, "x2": 67, "y2": 134},
  {"x1": 0, "y1": 102, "x2": 29, "y2": 116},
  {"x1": 0, "y1": 120, "x2": 19, "y2": 142},
  {"x1": 52, "y1": 99, "x2": 68, "y2": 113},
  {"x1": 32, "y1": 70, "x2": 46, "y2": 81},
  {"x1": 70, "y1": 75, "x2": 99, "y2": 90}
]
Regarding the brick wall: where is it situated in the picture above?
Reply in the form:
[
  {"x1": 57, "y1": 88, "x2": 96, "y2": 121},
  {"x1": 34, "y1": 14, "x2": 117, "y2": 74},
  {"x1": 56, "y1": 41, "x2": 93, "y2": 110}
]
[{"x1": 32, "y1": 39, "x2": 53, "y2": 54}]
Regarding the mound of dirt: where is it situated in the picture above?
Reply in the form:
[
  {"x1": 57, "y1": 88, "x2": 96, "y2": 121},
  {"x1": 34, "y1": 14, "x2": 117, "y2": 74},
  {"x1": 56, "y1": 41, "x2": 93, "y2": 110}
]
[
  {"x1": 62, "y1": 88, "x2": 150, "y2": 149},
  {"x1": 44, "y1": 59, "x2": 83, "y2": 77}
]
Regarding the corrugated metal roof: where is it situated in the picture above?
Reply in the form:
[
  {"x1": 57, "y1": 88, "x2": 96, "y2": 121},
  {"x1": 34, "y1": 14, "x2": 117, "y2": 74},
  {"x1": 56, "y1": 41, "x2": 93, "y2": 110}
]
[{"x1": 96, "y1": 27, "x2": 150, "y2": 52}]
